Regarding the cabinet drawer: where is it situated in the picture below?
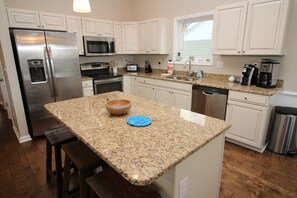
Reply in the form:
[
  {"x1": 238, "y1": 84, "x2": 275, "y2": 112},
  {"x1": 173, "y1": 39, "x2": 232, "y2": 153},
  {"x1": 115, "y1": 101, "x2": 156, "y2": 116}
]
[
  {"x1": 137, "y1": 77, "x2": 155, "y2": 85},
  {"x1": 81, "y1": 80, "x2": 93, "y2": 88},
  {"x1": 156, "y1": 80, "x2": 192, "y2": 92},
  {"x1": 228, "y1": 91, "x2": 268, "y2": 106}
]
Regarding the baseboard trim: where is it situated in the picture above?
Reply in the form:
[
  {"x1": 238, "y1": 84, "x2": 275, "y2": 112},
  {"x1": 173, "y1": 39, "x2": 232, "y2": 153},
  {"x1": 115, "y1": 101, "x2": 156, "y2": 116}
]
[{"x1": 12, "y1": 125, "x2": 32, "y2": 143}]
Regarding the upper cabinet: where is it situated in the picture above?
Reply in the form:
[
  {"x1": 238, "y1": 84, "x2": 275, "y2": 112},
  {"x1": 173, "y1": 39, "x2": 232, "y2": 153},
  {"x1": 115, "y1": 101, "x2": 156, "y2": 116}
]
[
  {"x1": 7, "y1": 8, "x2": 67, "y2": 31},
  {"x1": 122, "y1": 22, "x2": 138, "y2": 54},
  {"x1": 82, "y1": 17, "x2": 113, "y2": 37},
  {"x1": 213, "y1": 0, "x2": 292, "y2": 55},
  {"x1": 66, "y1": 16, "x2": 84, "y2": 55},
  {"x1": 113, "y1": 22, "x2": 123, "y2": 54},
  {"x1": 137, "y1": 18, "x2": 170, "y2": 54}
]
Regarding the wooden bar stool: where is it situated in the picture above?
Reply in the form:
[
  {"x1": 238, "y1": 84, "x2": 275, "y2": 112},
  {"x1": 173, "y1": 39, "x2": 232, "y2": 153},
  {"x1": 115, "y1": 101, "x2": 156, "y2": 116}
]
[
  {"x1": 62, "y1": 140, "x2": 108, "y2": 198},
  {"x1": 86, "y1": 167, "x2": 161, "y2": 198},
  {"x1": 45, "y1": 125, "x2": 77, "y2": 198}
]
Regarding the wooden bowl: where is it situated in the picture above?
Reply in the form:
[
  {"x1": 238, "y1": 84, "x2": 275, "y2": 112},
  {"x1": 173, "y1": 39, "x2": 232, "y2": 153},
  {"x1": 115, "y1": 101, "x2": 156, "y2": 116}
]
[{"x1": 105, "y1": 99, "x2": 132, "y2": 115}]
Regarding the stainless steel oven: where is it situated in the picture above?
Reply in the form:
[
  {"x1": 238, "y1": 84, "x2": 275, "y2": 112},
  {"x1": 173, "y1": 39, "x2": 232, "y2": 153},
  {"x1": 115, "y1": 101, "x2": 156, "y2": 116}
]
[
  {"x1": 94, "y1": 77, "x2": 123, "y2": 94},
  {"x1": 80, "y1": 62, "x2": 123, "y2": 95}
]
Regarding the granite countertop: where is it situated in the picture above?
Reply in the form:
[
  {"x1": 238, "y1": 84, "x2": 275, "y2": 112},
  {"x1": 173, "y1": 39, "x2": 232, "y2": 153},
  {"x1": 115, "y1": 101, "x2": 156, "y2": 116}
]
[
  {"x1": 119, "y1": 70, "x2": 283, "y2": 96},
  {"x1": 44, "y1": 91, "x2": 231, "y2": 186},
  {"x1": 81, "y1": 76, "x2": 93, "y2": 81}
]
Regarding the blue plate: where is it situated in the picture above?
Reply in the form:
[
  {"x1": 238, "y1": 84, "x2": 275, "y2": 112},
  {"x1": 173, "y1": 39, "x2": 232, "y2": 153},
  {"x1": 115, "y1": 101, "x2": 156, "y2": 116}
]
[{"x1": 126, "y1": 115, "x2": 152, "y2": 127}]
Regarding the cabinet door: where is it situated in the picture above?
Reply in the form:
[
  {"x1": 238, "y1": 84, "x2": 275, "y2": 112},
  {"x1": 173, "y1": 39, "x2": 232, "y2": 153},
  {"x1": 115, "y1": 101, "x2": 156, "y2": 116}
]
[
  {"x1": 172, "y1": 90, "x2": 192, "y2": 110},
  {"x1": 98, "y1": 20, "x2": 113, "y2": 37},
  {"x1": 149, "y1": 19, "x2": 161, "y2": 54},
  {"x1": 39, "y1": 12, "x2": 67, "y2": 31},
  {"x1": 130, "y1": 77, "x2": 138, "y2": 95},
  {"x1": 113, "y1": 22, "x2": 123, "y2": 54},
  {"x1": 138, "y1": 83, "x2": 155, "y2": 101},
  {"x1": 243, "y1": 0, "x2": 289, "y2": 55},
  {"x1": 82, "y1": 17, "x2": 98, "y2": 36},
  {"x1": 213, "y1": 2, "x2": 248, "y2": 55},
  {"x1": 137, "y1": 21, "x2": 150, "y2": 54},
  {"x1": 123, "y1": 76, "x2": 131, "y2": 94},
  {"x1": 122, "y1": 22, "x2": 138, "y2": 54},
  {"x1": 67, "y1": 16, "x2": 84, "y2": 55},
  {"x1": 7, "y1": 8, "x2": 40, "y2": 29},
  {"x1": 226, "y1": 101, "x2": 267, "y2": 148},
  {"x1": 155, "y1": 87, "x2": 172, "y2": 106}
]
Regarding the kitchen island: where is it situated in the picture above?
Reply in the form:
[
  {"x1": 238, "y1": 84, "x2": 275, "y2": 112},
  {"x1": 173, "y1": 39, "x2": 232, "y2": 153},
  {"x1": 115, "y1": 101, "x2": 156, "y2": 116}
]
[{"x1": 45, "y1": 91, "x2": 231, "y2": 197}]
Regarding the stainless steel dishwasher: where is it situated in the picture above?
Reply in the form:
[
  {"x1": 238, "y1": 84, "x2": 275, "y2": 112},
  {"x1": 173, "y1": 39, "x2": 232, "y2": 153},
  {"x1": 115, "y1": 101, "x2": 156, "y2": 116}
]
[{"x1": 191, "y1": 85, "x2": 228, "y2": 120}]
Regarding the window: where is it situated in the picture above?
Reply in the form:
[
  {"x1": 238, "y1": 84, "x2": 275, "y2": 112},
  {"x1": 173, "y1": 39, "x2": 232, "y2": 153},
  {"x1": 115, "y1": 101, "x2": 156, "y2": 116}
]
[{"x1": 174, "y1": 11, "x2": 214, "y2": 65}]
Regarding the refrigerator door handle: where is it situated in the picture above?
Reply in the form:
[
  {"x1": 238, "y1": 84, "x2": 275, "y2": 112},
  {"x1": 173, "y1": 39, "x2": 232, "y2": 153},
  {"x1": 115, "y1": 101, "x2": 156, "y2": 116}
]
[
  {"x1": 44, "y1": 47, "x2": 54, "y2": 98},
  {"x1": 48, "y1": 46, "x2": 58, "y2": 97}
]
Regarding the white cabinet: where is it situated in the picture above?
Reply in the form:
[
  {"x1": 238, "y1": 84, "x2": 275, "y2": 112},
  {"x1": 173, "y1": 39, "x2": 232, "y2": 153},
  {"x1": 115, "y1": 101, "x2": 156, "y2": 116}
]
[
  {"x1": 155, "y1": 80, "x2": 192, "y2": 110},
  {"x1": 130, "y1": 76, "x2": 138, "y2": 96},
  {"x1": 137, "y1": 77, "x2": 155, "y2": 100},
  {"x1": 82, "y1": 79, "x2": 94, "y2": 97},
  {"x1": 66, "y1": 16, "x2": 84, "y2": 55},
  {"x1": 213, "y1": 0, "x2": 292, "y2": 55},
  {"x1": 82, "y1": 17, "x2": 113, "y2": 37},
  {"x1": 122, "y1": 22, "x2": 138, "y2": 54},
  {"x1": 137, "y1": 18, "x2": 169, "y2": 54},
  {"x1": 113, "y1": 22, "x2": 123, "y2": 54},
  {"x1": 123, "y1": 76, "x2": 131, "y2": 94},
  {"x1": 225, "y1": 91, "x2": 273, "y2": 152},
  {"x1": 7, "y1": 8, "x2": 67, "y2": 31},
  {"x1": 213, "y1": 2, "x2": 247, "y2": 55}
]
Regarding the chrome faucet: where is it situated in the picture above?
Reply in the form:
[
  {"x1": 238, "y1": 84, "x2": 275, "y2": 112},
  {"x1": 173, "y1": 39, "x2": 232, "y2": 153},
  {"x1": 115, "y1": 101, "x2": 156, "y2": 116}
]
[{"x1": 184, "y1": 59, "x2": 194, "y2": 77}]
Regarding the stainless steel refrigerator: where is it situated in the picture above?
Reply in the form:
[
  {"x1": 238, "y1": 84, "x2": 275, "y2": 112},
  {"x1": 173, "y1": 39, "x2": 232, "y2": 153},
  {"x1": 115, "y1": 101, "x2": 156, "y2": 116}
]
[{"x1": 10, "y1": 29, "x2": 83, "y2": 138}]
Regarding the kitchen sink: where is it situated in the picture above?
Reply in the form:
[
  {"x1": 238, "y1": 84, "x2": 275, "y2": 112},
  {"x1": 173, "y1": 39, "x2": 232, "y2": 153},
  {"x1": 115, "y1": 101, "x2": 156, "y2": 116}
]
[{"x1": 165, "y1": 76, "x2": 197, "y2": 81}]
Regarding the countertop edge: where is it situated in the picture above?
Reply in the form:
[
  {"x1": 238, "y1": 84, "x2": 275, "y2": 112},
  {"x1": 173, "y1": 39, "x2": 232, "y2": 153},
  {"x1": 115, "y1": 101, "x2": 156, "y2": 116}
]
[{"x1": 121, "y1": 72, "x2": 283, "y2": 96}]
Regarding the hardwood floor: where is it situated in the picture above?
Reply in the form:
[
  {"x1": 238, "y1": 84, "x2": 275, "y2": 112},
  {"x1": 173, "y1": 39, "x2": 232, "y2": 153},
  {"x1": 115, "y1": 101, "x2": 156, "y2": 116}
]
[{"x1": 0, "y1": 105, "x2": 296, "y2": 198}]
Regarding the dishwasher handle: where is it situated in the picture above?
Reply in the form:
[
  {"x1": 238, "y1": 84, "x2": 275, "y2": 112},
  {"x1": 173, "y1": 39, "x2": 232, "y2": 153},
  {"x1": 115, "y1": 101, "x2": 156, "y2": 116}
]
[
  {"x1": 192, "y1": 85, "x2": 228, "y2": 95},
  {"x1": 202, "y1": 91, "x2": 214, "y2": 96}
]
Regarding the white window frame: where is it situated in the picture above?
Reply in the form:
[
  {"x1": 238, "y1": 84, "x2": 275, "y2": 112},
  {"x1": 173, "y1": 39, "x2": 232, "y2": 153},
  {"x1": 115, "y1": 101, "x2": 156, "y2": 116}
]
[{"x1": 173, "y1": 10, "x2": 214, "y2": 66}]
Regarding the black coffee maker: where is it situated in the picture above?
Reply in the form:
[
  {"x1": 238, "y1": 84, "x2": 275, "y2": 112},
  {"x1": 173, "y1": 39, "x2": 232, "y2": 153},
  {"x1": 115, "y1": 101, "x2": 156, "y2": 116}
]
[
  {"x1": 257, "y1": 59, "x2": 280, "y2": 88},
  {"x1": 145, "y1": 60, "x2": 152, "y2": 73},
  {"x1": 240, "y1": 64, "x2": 259, "y2": 86}
]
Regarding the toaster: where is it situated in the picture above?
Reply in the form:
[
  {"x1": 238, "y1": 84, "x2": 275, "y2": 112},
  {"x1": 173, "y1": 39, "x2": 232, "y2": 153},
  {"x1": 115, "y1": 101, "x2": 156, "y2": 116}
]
[{"x1": 126, "y1": 64, "x2": 139, "y2": 72}]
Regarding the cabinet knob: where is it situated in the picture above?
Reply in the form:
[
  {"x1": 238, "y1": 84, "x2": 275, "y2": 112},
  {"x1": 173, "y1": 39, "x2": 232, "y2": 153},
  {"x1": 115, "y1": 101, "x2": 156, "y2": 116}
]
[
  {"x1": 238, "y1": 51, "x2": 240, "y2": 53},
  {"x1": 242, "y1": 51, "x2": 246, "y2": 53},
  {"x1": 244, "y1": 97, "x2": 247, "y2": 100}
]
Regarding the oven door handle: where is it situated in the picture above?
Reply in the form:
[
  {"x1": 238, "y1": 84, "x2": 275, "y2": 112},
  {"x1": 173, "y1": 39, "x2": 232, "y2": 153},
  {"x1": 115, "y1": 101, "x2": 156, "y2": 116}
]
[{"x1": 94, "y1": 77, "x2": 123, "y2": 84}]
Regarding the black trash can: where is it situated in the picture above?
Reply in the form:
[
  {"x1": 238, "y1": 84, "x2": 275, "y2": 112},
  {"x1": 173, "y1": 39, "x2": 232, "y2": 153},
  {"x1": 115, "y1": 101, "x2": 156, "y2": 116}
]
[{"x1": 267, "y1": 106, "x2": 297, "y2": 155}]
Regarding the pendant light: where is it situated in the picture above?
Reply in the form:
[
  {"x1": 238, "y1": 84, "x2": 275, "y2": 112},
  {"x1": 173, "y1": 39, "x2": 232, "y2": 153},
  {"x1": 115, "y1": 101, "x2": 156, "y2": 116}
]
[{"x1": 73, "y1": 0, "x2": 91, "y2": 13}]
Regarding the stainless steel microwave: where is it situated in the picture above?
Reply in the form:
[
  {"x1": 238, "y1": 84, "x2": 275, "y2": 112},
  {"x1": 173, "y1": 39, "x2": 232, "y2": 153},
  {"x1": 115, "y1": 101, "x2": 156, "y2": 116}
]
[{"x1": 83, "y1": 36, "x2": 116, "y2": 56}]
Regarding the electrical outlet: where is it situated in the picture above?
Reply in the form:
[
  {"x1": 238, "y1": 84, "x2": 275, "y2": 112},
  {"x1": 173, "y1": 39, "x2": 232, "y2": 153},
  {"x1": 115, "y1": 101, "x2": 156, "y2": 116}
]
[
  {"x1": 216, "y1": 60, "x2": 224, "y2": 68},
  {"x1": 179, "y1": 177, "x2": 188, "y2": 198}
]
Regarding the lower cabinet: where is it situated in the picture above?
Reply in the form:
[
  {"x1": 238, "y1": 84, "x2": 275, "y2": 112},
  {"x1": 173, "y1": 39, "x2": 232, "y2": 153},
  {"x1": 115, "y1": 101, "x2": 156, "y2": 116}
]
[
  {"x1": 137, "y1": 77, "x2": 155, "y2": 100},
  {"x1": 155, "y1": 80, "x2": 192, "y2": 110},
  {"x1": 82, "y1": 79, "x2": 94, "y2": 97},
  {"x1": 225, "y1": 90, "x2": 272, "y2": 152},
  {"x1": 123, "y1": 76, "x2": 138, "y2": 95},
  {"x1": 123, "y1": 76, "x2": 192, "y2": 110}
]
